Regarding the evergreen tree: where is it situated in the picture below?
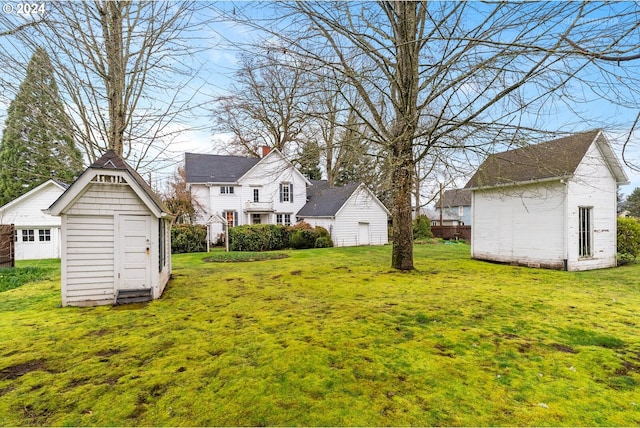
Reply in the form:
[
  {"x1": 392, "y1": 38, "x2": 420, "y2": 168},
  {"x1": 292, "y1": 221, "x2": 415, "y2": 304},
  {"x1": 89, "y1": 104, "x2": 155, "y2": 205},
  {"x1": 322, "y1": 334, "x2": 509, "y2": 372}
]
[
  {"x1": 0, "y1": 47, "x2": 82, "y2": 206},
  {"x1": 625, "y1": 187, "x2": 640, "y2": 218}
]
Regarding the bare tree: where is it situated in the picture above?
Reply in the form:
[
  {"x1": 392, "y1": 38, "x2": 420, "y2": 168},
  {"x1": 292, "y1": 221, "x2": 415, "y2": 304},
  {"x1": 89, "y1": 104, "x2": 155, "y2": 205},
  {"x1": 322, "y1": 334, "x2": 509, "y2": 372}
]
[
  {"x1": 212, "y1": 52, "x2": 310, "y2": 157},
  {"x1": 1, "y1": 1, "x2": 211, "y2": 170},
  {"x1": 243, "y1": 1, "x2": 640, "y2": 270}
]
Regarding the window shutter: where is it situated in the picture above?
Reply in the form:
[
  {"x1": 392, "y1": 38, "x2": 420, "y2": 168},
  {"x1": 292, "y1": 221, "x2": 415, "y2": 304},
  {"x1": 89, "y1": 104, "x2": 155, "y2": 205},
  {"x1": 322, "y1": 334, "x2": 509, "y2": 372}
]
[
  {"x1": 290, "y1": 183, "x2": 294, "y2": 203},
  {"x1": 234, "y1": 211, "x2": 238, "y2": 226},
  {"x1": 279, "y1": 184, "x2": 283, "y2": 203}
]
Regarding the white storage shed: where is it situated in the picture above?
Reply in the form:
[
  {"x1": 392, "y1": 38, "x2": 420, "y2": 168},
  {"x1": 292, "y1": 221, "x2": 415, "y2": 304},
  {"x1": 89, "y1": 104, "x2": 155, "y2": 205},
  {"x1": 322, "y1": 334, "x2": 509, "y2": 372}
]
[
  {"x1": 465, "y1": 130, "x2": 628, "y2": 271},
  {"x1": 47, "y1": 150, "x2": 173, "y2": 306}
]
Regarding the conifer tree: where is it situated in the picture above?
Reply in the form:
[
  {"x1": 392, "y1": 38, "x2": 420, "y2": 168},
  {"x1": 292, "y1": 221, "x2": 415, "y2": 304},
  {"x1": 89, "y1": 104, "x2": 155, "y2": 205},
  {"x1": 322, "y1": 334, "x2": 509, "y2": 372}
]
[{"x1": 0, "y1": 47, "x2": 82, "y2": 206}]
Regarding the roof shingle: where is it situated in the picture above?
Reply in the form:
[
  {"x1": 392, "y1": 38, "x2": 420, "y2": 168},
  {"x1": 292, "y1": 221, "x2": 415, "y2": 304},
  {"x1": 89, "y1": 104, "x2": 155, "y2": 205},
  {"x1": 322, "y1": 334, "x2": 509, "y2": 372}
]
[
  {"x1": 465, "y1": 129, "x2": 601, "y2": 189},
  {"x1": 184, "y1": 152, "x2": 260, "y2": 183}
]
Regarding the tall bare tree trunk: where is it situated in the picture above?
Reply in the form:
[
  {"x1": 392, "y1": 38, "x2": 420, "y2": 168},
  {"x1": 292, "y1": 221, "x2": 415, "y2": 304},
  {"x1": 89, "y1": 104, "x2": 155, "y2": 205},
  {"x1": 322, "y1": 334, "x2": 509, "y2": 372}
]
[
  {"x1": 101, "y1": 1, "x2": 125, "y2": 155},
  {"x1": 390, "y1": 1, "x2": 420, "y2": 270}
]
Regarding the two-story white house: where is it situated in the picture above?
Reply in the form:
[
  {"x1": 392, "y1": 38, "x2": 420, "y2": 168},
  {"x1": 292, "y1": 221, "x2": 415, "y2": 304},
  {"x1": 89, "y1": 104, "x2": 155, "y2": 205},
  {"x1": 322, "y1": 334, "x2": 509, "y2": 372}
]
[
  {"x1": 185, "y1": 149, "x2": 311, "y2": 239},
  {"x1": 185, "y1": 148, "x2": 390, "y2": 247}
]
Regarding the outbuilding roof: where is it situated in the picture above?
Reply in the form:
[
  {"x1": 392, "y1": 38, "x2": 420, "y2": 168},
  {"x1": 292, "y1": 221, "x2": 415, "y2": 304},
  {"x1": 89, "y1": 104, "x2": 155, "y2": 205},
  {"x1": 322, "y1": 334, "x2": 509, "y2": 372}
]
[
  {"x1": 297, "y1": 181, "x2": 360, "y2": 217},
  {"x1": 184, "y1": 152, "x2": 260, "y2": 183},
  {"x1": 90, "y1": 150, "x2": 170, "y2": 214},
  {"x1": 47, "y1": 150, "x2": 172, "y2": 217},
  {"x1": 465, "y1": 129, "x2": 628, "y2": 189}
]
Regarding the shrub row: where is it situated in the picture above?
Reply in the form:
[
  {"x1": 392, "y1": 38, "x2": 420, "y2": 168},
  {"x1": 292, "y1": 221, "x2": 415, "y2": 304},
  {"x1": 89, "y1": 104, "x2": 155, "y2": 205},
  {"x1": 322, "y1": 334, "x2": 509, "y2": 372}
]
[
  {"x1": 617, "y1": 217, "x2": 640, "y2": 263},
  {"x1": 230, "y1": 222, "x2": 333, "y2": 252},
  {"x1": 171, "y1": 224, "x2": 207, "y2": 254}
]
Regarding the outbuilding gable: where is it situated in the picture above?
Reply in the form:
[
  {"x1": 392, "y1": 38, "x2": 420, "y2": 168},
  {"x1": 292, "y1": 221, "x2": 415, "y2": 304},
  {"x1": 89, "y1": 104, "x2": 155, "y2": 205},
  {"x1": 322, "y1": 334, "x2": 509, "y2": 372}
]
[{"x1": 465, "y1": 129, "x2": 628, "y2": 190}]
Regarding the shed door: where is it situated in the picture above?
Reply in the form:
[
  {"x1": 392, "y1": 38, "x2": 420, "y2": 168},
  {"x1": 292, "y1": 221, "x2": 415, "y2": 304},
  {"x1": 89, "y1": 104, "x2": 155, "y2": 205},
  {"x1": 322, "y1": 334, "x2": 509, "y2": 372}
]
[
  {"x1": 118, "y1": 215, "x2": 151, "y2": 290},
  {"x1": 359, "y1": 222, "x2": 370, "y2": 246}
]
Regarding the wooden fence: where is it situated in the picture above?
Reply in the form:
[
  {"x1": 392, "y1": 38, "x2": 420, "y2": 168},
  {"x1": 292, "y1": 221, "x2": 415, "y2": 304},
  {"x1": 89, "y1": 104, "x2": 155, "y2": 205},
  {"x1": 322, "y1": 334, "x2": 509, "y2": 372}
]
[
  {"x1": 0, "y1": 224, "x2": 15, "y2": 268},
  {"x1": 431, "y1": 225, "x2": 471, "y2": 243}
]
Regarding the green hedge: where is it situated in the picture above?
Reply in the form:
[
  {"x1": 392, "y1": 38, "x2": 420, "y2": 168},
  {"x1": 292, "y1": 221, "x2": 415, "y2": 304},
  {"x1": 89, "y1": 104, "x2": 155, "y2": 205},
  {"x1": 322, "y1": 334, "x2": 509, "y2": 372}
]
[
  {"x1": 229, "y1": 222, "x2": 333, "y2": 251},
  {"x1": 171, "y1": 224, "x2": 207, "y2": 254},
  {"x1": 617, "y1": 217, "x2": 640, "y2": 263},
  {"x1": 229, "y1": 224, "x2": 290, "y2": 252}
]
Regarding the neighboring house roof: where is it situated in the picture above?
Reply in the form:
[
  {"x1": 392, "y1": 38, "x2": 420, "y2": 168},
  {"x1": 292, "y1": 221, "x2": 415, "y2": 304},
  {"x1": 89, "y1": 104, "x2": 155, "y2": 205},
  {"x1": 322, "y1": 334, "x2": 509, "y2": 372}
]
[
  {"x1": 298, "y1": 180, "x2": 390, "y2": 218},
  {"x1": 422, "y1": 208, "x2": 459, "y2": 222},
  {"x1": 435, "y1": 188, "x2": 472, "y2": 208},
  {"x1": 185, "y1": 152, "x2": 261, "y2": 183},
  {"x1": 465, "y1": 129, "x2": 628, "y2": 189},
  {"x1": 47, "y1": 150, "x2": 172, "y2": 217},
  {"x1": 0, "y1": 179, "x2": 68, "y2": 213}
]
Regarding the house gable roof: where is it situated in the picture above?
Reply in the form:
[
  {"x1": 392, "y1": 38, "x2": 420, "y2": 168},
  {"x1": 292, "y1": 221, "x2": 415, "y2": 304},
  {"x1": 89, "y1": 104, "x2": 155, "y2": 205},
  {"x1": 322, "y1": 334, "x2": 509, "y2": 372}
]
[
  {"x1": 298, "y1": 181, "x2": 390, "y2": 217},
  {"x1": 47, "y1": 150, "x2": 171, "y2": 217},
  {"x1": 436, "y1": 188, "x2": 472, "y2": 208},
  {"x1": 185, "y1": 149, "x2": 312, "y2": 187},
  {"x1": 0, "y1": 179, "x2": 68, "y2": 213},
  {"x1": 185, "y1": 152, "x2": 261, "y2": 183},
  {"x1": 465, "y1": 129, "x2": 628, "y2": 189}
]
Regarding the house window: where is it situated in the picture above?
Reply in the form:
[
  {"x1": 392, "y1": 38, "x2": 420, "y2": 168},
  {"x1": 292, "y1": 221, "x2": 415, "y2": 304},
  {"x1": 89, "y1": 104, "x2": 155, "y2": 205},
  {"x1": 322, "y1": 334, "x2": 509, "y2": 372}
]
[
  {"x1": 224, "y1": 211, "x2": 238, "y2": 228},
  {"x1": 253, "y1": 189, "x2": 259, "y2": 203},
  {"x1": 276, "y1": 214, "x2": 291, "y2": 226},
  {"x1": 22, "y1": 229, "x2": 34, "y2": 242},
  {"x1": 279, "y1": 183, "x2": 293, "y2": 203},
  {"x1": 458, "y1": 206, "x2": 464, "y2": 217},
  {"x1": 220, "y1": 186, "x2": 235, "y2": 195},
  {"x1": 252, "y1": 214, "x2": 261, "y2": 224},
  {"x1": 38, "y1": 229, "x2": 51, "y2": 242},
  {"x1": 578, "y1": 207, "x2": 593, "y2": 258}
]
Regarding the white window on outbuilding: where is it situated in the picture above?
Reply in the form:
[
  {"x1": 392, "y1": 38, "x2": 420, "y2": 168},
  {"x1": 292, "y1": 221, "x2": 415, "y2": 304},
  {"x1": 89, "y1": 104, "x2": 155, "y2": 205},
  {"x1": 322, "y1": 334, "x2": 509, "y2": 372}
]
[
  {"x1": 39, "y1": 229, "x2": 51, "y2": 242},
  {"x1": 578, "y1": 206, "x2": 593, "y2": 258},
  {"x1": 22, "y1": 229, "x2": 35, "y2": 242}
]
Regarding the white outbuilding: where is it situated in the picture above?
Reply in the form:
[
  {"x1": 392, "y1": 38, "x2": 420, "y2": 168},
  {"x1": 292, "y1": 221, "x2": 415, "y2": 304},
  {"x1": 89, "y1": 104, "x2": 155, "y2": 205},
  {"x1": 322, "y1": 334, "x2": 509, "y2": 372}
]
[
  {"x1": 0, "y1": 179, "x2": 67, "y2": 260},
  {"x1": 465, "y1": 129, "x2": 628, "y2": 271},
  {"x1": 47, "y1": 150, "x2": 173, "y2": 306},
  {"x1": 297, "y1": 181, "x2": 390, "y2": 247}
]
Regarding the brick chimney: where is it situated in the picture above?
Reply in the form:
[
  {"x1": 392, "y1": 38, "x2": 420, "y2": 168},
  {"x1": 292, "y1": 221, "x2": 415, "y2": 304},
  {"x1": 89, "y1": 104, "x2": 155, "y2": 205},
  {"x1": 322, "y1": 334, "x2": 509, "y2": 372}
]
[{"x1": 261, "y1": 146, "x2": 271, "y2": 158}]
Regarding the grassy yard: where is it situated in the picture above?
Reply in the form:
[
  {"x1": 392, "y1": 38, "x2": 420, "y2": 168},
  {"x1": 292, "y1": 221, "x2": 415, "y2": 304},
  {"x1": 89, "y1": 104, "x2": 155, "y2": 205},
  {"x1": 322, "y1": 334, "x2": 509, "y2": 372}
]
[{"x1": 1, "y1": 244, "x2": 639, "y2": 426}]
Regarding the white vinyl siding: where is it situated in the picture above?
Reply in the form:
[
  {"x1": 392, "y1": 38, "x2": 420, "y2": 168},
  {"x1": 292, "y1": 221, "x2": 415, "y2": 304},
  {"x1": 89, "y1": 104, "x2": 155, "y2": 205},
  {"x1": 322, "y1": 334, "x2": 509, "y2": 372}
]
[
  {"x1": 63, "y1": 215, "x2": 115, "y2": 306},
  {"x1": 66, "y1": 183, "x2": 148, "y2": 215},
  {"x1": 472, "y1": 183, "x2": 566, "y2": 269}
]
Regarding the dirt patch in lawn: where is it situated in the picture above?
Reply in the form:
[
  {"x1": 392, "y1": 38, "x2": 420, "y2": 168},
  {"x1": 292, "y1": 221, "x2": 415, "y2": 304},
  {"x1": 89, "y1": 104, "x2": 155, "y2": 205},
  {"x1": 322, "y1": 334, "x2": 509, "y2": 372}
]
[{"x1": 0, "y1": 359, "x2": 48, "y2": 380}]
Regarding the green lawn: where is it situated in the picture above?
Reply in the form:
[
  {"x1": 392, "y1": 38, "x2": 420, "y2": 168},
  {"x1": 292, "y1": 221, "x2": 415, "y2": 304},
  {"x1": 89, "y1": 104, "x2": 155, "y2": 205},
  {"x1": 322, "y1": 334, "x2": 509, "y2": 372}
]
[{"x1": 1, "y1": 244, "x2": 639, "y2": 426}]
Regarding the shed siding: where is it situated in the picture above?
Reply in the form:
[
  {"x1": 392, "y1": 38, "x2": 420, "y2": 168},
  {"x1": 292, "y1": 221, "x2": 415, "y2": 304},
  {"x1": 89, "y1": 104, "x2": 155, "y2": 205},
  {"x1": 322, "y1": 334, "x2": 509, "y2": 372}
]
[
  {"x1": 67, "y1": 183, "x2": 148, "y2": 215},
  {"x1": 565, "y1": 142, "x2": 618, "y2": 270},
  {"x1": 333, "y1": 187, "x2": 388, "y2": 247},
  {"x1": 472, "y1": 182, "x2": 566, "y2": 268},
  {"x1": 64, "y1": 215, "x2": 114, "y2": 306}
]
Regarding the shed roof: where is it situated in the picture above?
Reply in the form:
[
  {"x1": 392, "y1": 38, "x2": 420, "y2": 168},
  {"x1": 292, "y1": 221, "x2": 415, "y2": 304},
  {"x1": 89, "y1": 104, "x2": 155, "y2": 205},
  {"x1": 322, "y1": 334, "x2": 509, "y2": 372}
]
[
  {"x1": 435, "y1": 188, "x2": 472, "y2": 208},
  {"x1": 91, "y1": 150, "x2": 170, "y2": 214},
  {"x1": 47, "y1": 150, "x2": 172, "y2": 217},
  {"x1": 465, "y1": 129, "x2": 628, "y2": 189},
  {"x1": 185, "y1": 152, "x2": 260, "y2": 183}
]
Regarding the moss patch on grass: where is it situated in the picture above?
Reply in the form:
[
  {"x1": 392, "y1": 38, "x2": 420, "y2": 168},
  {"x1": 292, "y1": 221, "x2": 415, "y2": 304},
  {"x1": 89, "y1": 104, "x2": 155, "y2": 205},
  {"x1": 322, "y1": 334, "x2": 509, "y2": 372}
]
[{"x1": 1, "y1": 246, "x2": 639, "y2": 426}]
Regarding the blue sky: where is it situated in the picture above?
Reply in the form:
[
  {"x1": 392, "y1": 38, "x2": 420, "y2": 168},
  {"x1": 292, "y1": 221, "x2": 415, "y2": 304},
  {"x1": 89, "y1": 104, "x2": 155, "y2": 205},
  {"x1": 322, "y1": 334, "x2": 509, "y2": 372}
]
[{"x1": 1, "y1": 1, "x2": 640, "y2": 197}]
